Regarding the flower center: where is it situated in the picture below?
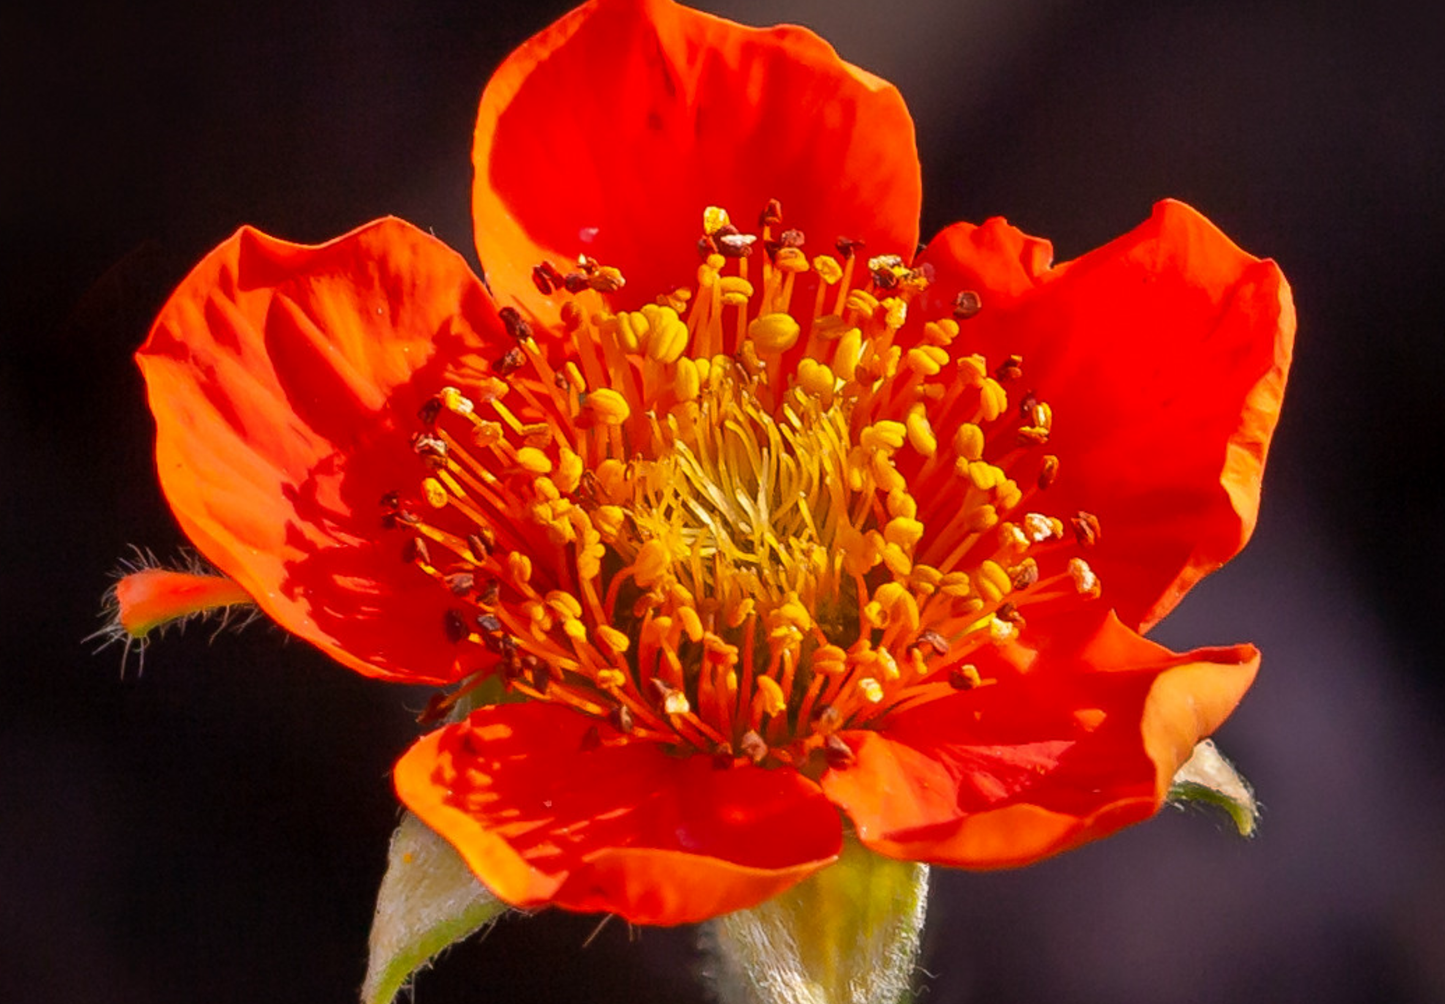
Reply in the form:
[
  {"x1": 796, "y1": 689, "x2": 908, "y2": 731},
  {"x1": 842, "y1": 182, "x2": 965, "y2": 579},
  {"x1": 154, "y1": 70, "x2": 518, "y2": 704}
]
[{"x1": 382, "y1": 202, "x2": 1102, "y2": 772}]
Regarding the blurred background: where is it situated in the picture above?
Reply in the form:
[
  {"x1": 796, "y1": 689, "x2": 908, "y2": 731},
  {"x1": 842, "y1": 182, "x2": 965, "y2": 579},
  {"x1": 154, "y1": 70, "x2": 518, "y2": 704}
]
[{"x1": 4, "y1": 0, "x2": 1444, "y2": 1000}]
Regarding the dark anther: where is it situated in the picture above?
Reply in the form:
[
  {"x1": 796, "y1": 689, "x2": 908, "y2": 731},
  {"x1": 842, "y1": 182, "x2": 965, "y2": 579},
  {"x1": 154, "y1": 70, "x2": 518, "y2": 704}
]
[
  {"x1": 646, "y1": 678, "x2": 674, "y2": 704},
  {"x1": 1009, "y1": 560, "x2": 1040, "y2": 591},
  {"x1": 444, "y1": 571, "x2": 475, "y2": 596},
  {"x1": 580, "y1": 725, "x2": 603, "y2": 751},
  {"x1": 389, "y1": 507, "x2": 420, "y2": 528},
  {"x1": 1037, "y1": 455, "x2": 1060, "y2": 490},
  {"x1": 498, "y1": 306, "x2": 532, "y2": 342},
  {"x1": 758, "y1": 198, "x2": 783, "y2": 228},
  {"x1": 835, "y1": 237, "x2": 864, "y2": 259},
  {"x1": 997, "y1": 602, "x2": 1025, "y2": 625},
  {"x1": 402, "y1": 536, "x2": 431, "y2": 566},
  {"x1": 411, "y1": 431, "x2": 448, "y2": 468},
  {"x1": 824, "y1": 734, "x2": 856, "y2": 769},
  {"x1": 563, "y1": 271, "x2": 589, "y2": 294},
  {"x1": 379, "y1": 491, "x2": 400, "y2": 509},
  {"x1": 494, "y1": 346, "x2": 526, "y2": 377},
  {"x1": 873, "y1": 269, "x2": 899, "y2": 290},
  {"x1": 763, "y1": 238, "x2": 782, "y2": 260},
  {"x1": 417, "y1": 396, "x2": 442, "y2": 426},
  {"x1": 716, "y1": 231, "x2": 756, "y2": 258},
  {"x1": 811, "y1": 704, "x2": 842, "y2": 732},
  {"x1": 913, "y1": 629, "x2": 950, "y2": 657},
  {"x1": 609, "y1": 704, "x2": 635, "y2": 734},
  {"x1": 779, "y1": 228, "x2": 805, "y2": 248},
  {"x1": 540, "y1": 260, "x2": 565, "y2": 286},
  {"x1": 531, "y1": 265, "x2": 555, "y2": 296},
  {"x1": 1071, "y1": 511, "x2": 1102, "y2": 548},
  {"x1": 444, "y1": 609, "x2": 469, "y2": 644},
  {"x1": 477, "y1": 577, "x2": 501, "y2": 606},
  {"x1": 952, "y1": 290, "x2": 983, "y2": 320},
  {"x1": 697, "y1": 235, "x2": 718, "y2": 259},
  {"x1": 466, "y1": 533, "x2": 491, "y2": 562},
  {"x1": 739, "y1": 730, "x2": 769, "y2": 765},
  {"x1": 948, "y1": 665, "x2": 982, "y2": 690},
  {"x1": 475, "y1": 612, "x2": 505, "y2": 636},
  {"x1": 996, "y1": 354, "x2": 1024, "y2": 383},
  {"x1": 484, "y1": 631, "x2": 517, "y2": 658}
]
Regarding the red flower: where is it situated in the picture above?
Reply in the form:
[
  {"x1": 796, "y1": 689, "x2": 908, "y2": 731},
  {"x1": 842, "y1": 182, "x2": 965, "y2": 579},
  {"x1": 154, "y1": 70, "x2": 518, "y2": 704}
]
[{"x1": 133, "y1": 0, "x2": 1293, "y2": 925}]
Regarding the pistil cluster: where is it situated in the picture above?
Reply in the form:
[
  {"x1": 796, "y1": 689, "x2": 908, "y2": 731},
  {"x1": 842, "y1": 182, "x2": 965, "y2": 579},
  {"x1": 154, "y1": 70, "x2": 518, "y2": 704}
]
[{"x1": 382, "y1": 202, "x2": 1102, "y2": 774}]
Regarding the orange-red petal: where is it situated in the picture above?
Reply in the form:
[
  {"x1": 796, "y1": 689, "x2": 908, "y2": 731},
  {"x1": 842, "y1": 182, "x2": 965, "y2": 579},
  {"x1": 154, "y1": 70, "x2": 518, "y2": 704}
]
[
  {"x1": 820, "y1": 610, "x2": 1258, "y2": 868},
  {"x1": 136, "y1": 218, "x2": 502, "y2": 684},
  {"x1": 472, "y1": 0, "x2": 921, "y2": 324},
  {"x1": 394, "y1": 702, "x2": 843, "y2": 925},
  {"x1": 915, "y1": 200, "x2": 1294, "y2": 632}
]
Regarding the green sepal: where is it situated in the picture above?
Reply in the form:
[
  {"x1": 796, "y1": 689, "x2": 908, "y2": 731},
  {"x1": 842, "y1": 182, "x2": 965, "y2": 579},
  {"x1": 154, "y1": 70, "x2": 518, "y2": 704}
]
[
  {"x1": 361, "y1": 811, "x2": 507, "y2": 1004},
  {"x1": 1167, "y1": 738, "x2": 1260, "y2": 837},
  {"x1": 703, "y1": 835, "x2": 928, "y2": 1004}
]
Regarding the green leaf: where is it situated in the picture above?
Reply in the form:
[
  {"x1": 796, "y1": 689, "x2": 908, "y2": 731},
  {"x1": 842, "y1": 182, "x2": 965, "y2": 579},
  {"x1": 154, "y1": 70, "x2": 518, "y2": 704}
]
[
  {"x1": 703, "y1": 836, "x2": 928, "y2": 1004},
  {"x1": 1167, "y1": 739, "x2": 1260, "y2": 837},
  {"x1": 361, "y1": 811, "x2": 507, "y2": 1004}
]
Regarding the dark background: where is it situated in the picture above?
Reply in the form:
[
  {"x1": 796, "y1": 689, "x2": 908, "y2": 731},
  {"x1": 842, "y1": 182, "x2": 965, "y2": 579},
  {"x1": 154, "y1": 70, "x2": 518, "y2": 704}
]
[{"x1": 5, "y1": 0, "x2": 1445, "y2": 1001}]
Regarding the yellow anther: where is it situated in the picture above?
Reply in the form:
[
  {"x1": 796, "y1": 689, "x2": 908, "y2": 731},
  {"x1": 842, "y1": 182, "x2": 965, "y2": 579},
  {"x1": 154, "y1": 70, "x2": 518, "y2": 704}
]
[
  {"x1": 881, "y1": 542, "x2": 912, "y2": 577},
  {"x1": 797, "y1": 358, "x2": 835, "y2": 400},
  {"x1": 421, "y1": 478, "x2": 448, "y2": 509},
  {"x1": 811, "y1": 314, "x2": 851, "y2": 341},
  {"x1": 909, "y1": 564, "x2": 942, "y2": 595},
  {"x1": 663, "y1": 690, "x2": 692, "y2": 716},
  {"x1": 563, "y1": 361, "x2": 586, "y2": 392},
  {"x1": 857, "y1": 678, "x2": 884, "y2": 704},
  {"x1": 646, "y1": 311, "x2": 689, "y2": 363},
  {"x1": 595, "y1": 668, "x2": 627, "y2": 689},
  {"x1": 507, "y1": 551, "x2": 533, "y2": 586},
  {"x1": 554, "y1": 449, "x2": 583, "y2": 494},
  {"x1": 813, "y1": 255, "x2": 843, "y2": 284},
  {"x1": 587, "y1": 387, "x2": 631, "y2": 425},
  {"x1": 971, "y1": 462, "x2": 1005, "y2": 494},
  {"x1": 473, "y1": 420, "x2": 504, "y2": 447},
  {"x1": 940, "y1": 571, "x2": 972, "y2": 598},
  {"x1": 588, "y1": 266, "x2": 626, "y2": 292},
  {"x1": 812, "y1": 645, "x2": 848, "y2": 674},
  {"x1": 975, "y1": 560, "x2": 1012, "y2": 604},
  {"x1": 703, "y1": 206, "x2": 731, "y2": 235},
  {"x1": 1069, "y1": 557, "x2": 1101, "y2": 598},
  {"x1": 965, "y1": 504, "x2": 999, "y2": 533},
  {"x1": 861, "y1": 421, "x2": 907, "y2": 452},
  {"x1": 883, "y1": 297, "x2": 907, "y2": 331},
  {"x1": 845, "y1": 289, "x2": 879, "y2": 317},
  {"x1": 515, "y1": 446, "x2": 552, "y2": 474},
  {"x1": 904, "y1": 405, "x2": 937, "y2": 456},
  {"x1": 439, "y1": 386, "x2": 474, "y2": 415},
  {"x1": 754, "y1": 675, "x2": 788, "y2": 717},
  {"x1": 956, "y1": 354, "x2": 988, "y2": 387},
  {"x1": 953, "y1": 423, "x2": 985, "y2": 462},
  {"x1": 979, "y1": 378, "x2": 1008, "y2": 422},
  {"x1": 922, "y1": 318, "x2": 960, "y2": 345},
  {"x1": 532, "y1": 476, "x2": 561, "y2": 502},
  {"x1": 596, "y1": 625, "x2": 630, "y2": 654},
  {"x1": 904, "y1": 345, "x2": 948, "y2": 377},
  {"x1": 545, "y1": 590, "x2": 583, "y2": 620},
  {"x1": 632, "y1": 539, "x2": 671, "y2": 587},
  {"x1": 877, "y1": 649, "x2": 901, "y2": 681},
  {"x1": 884, "y1": 517, "x2": 925, "y2": 551},
  {"x1": 885, "y1": 489, "x2": 916, "y2": 520},
  {"x1": 832, "y1": 326, "x2": 862, "y2": 380},
  {"x1": 719, "y1": 276, "x2": 755, "y2": 308},
  {"x1": 748, "y1": 313, "x2": 802, "y2": 353},
  {"x1": 674, "y1": 357, "x2": 702, "y2": 401},
  {"x1": 563, "y1": 618, "x2": 588, "y2": 641},
  {"x1": 677, "y1": 605, "x2": 704, "y2": 643},
  {"x1": 996, "y1": 481, "x2": 1022, "y2": 512},
  {"x1": 870, "y1": 452, "x2": 905, "y2": 493},
  {"x1": 774, "y1": 247, "x2": 809, "y2": 273}
]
